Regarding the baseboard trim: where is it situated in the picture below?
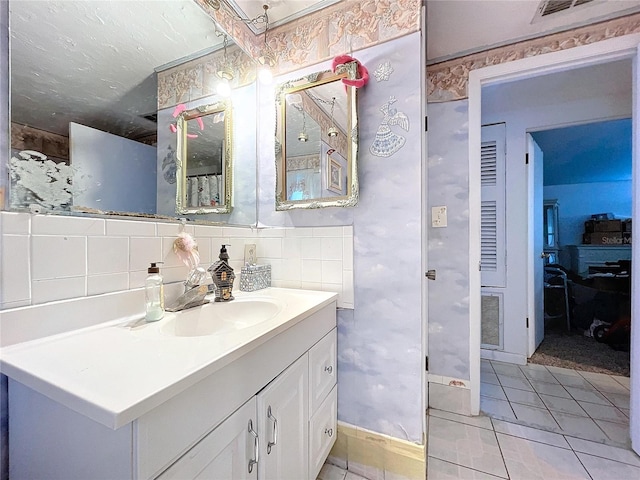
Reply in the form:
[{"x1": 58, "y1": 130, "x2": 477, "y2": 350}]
[{"x1": 328, "y1": 421, "x2": 426, "y2": 480}]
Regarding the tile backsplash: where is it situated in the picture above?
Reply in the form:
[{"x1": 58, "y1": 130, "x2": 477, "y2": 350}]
[{"x1": 0, "y1": 212, "x2": 354, "y2": 310}]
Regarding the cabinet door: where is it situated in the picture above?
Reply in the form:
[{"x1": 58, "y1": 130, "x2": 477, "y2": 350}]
[
  {"x1": 158, "y1": 397, "x2": 258, "y2": 480},
  {"x1": 257, "y1": 354, "x2": 309, "y2": 480},
  {"x1": 309, "y1": 328, "x2": 337, "y2": 414}
]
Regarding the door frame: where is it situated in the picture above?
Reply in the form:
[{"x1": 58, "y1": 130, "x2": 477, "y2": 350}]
[{"x1": 467, "y1": 34, "x2": 640, "y2": 430}]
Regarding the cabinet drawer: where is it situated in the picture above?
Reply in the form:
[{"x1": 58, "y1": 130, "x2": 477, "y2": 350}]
[
  {"x1": 308, "y1": 385, "x2": 337, "y2": 480},
  {"x1": 309, "y1": 328, "x2": 337, "y2": 414}
]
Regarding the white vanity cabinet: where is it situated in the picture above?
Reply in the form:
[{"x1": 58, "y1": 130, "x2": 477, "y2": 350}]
[{"x1": 7, "y1": 298, "x2": 337, "y2": 480}]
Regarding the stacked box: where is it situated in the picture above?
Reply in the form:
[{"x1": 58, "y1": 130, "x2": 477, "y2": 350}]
[
  {"x1": 582, "y1": 217, "x2": 631, "y2": 244},
  {"x1": 584, "y1": 219, "x2": 623, "y2": 233}
]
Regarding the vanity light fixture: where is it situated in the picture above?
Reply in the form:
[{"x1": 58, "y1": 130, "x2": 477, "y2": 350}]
[
  {"x1": 221, "y1": 3, "x2": 276, "y2": 84},
  {"x1": 255, "y1": 5, "x2": 277, "y2": 85},
  {"x1": 327, "y1": 97, "x2": 338, "y2": 137},
  {"x1": 204, "y1": 0, "x2": 221, "y2": 10},
  {"x1": 216, "y1": 33, "x2": 233, "y2": 97},
  {"x1": 298, "y1": 108, "x2": 309, "y2": 142}
]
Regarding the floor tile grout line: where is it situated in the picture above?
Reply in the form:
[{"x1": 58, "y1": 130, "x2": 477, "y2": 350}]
[
  {"x1": 427, "y1": 455, "x2": 510, "y2": 480},
  {"x1": 488, "y1": 426, "x2": 511, "y2": 480},
  {"x1": 573, "y1": 450, "x2": 596, "y2": 480},
  {"x1": 564, "y1": 437, "x2": 640, "y2": 469},
  {"x1": 427, "y1": 410, "x2": 495, "y2": 432},
  {"x1": 490, "y1": 418, "x2": 573, "y2": 451}
]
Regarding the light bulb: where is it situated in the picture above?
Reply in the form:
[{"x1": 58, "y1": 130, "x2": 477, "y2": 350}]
[
  {"x1": 258, "y1": 66, "x2": 273, "y2": 85},
  {"x1": 217, "y1": 79, "x2": 231, "y2": 97}
]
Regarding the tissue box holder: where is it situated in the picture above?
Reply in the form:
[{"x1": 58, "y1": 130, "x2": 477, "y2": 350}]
[{"x1": 240, "y1": 264, "x2": 271, "y2": 292}]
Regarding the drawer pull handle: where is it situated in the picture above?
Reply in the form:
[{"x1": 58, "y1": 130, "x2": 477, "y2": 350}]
[
  {"x1": 267, "y1": 405, "x2": 278, "y2": 454},
  {"x1": 324, "y1": 365, "x2": 333, "y2": 374},
  {"x1": 325, "y1": 428, "x2": 333, "y2": 437},
  {"x1": 248, "y1": 419, "x2": 259, "y2": 473}
]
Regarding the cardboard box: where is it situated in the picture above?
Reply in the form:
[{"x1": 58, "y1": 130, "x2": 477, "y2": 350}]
[
  {"x1": 584, "y1": 219, "x2": 622, "y2": 233},
  {"x1": 583, "y1": 232, "x2": 627, "y2": 245}
]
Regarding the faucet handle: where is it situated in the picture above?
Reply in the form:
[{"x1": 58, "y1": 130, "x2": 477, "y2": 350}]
[{"x1": 185, "y1": 266, "x2": 208, "y2": 288}]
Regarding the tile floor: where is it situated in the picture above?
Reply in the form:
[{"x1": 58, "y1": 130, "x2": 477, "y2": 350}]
[{"x1": 319, "y1": 360, "x2": 640, "y2": 479}]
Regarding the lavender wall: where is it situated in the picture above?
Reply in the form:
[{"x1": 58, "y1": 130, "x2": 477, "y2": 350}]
[
  {"x1": 426, "y1": 100, "x2": 472, "y2": 381},
  {"x1": 258, "y1": 33, "x2": 424, "y2": 442}
]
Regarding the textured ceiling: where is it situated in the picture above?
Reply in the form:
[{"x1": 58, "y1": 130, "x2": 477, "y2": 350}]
[{"x1": 9, "y1": 0, "x2": 334, "y2": 141}]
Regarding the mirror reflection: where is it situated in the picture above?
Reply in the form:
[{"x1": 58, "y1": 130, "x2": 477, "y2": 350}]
[
  {"x1": 275, "y1": 66, "x2": 359, "y2": 210},
  {"x1": 176, "y1": 102, "x2": 232, "y2": 214},
  {"x1": 7, "y1": 0, "x2": 255, "y2": 224}
]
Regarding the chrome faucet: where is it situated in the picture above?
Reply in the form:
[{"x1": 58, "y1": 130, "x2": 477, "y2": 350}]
[{"x1": 165, "y1": 267, "x2": 211, "y2": 312}]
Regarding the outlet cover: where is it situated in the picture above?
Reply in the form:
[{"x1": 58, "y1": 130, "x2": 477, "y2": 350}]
[
  {"x1": 244, "y1": 244, "x2": 257, "y2": 265},
  {"x1": 432, "y1": 206, "x2": 447, "y2": 228}
]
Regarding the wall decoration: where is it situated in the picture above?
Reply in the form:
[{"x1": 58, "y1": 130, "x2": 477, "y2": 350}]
[
  {"x1": 427, "y1": 12, "x2": 640, "y2": 102},
  {"x1": 369, "y1": 96, "x2": 410, "y2": 157},
  {"x1": 327, "y1": 156, "x2": 343, "y2": 194},
  {"x1": 161, "y1": 145, "x2": 177, "y2": 185},
  {"x1": 373, "y1": 61, "x2": 394, "y2": 81}
]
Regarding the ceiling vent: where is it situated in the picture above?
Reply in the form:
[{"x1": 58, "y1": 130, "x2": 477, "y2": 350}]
[
  {"x1": 533, "y1": 0, "x2": 597, "y2": 22},
  {"x1": 141, "y1": 113, "x2": 158, "y2": 123}
]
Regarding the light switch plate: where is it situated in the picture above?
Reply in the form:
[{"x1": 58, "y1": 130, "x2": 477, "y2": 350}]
[
  {"x1": 432, "y1": 206, "x2": 447, "y2": 227},
  {"x1": 244, "y1": 244, "x2": 257, "y2": 265}
]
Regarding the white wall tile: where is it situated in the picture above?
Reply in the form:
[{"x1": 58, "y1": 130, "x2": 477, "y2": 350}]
[
  {"x1": 32, "y1": 277, "x2": 86, "y2": 304},
  {"x1": 32, "y1": 215, "x2": 104, "y2": 236},
  {"x1": 342, "y1": 269, "x2": 354, "y2": 306},
  {"x1": 302, "y1": 259, "x2": 322, "y2": 282},
  {"x1": 196, "y1": 237, "x2": 212, "y2": 264},
  {"x1": 301, "y1": 281, "x2": 322, "y2": 290},
  {"x1": 258, "y1": 228, "x2": 285, "y2": 238},
  {"x1": 87, "y1": 273, "x2": 129, "y2": 296},
  {"x1": 313, "y1": 226, "x2": 343, "y2": 237},
  {"x1": 222, "y1": 226, "x2": 254, "y2": 238},
  {"x1": 129, "y1": 237, "x2": 162, "y2": 272},
  {"x1": 301, "y1": 237, "x2": 322, "y2": 260},
  {"x1": 321, "y1": 260, "x2": 343, "y2": 284},
  {"x1": 32, "y1": 235, "x2": 86, "y2": 280},
  {"x1": 194, "y1": 225, "x2": 224, "y2": 238},
  {"x1": 281, "y1": 258, "x2": 302, "y2": 283},
  {"x1": 0, "y1": 299, "x2": 30, "y2": 309},
  {"x1": 129, "y1": 270, "x2": 148, "y2": 289},
  {"x1": 1, "y1": 212, "x2": 30, "y2": 234},
  {"x1": 343, "y1": 236, "x2": 353, "y2": 268},
  {"x1": 285, "y1": 227, "x2": 313, "y2": 237},
  {"x1": 343, "y1": 226, "x2": 353, "y2": 237},
  {"x1": 321, "y1": 237, "x2": 342, "y2": 261},
  {"x1": 1, "y1": 235, "x2": 30, "y2": 304},
  {"x1": 267, "y1": 259, "x2": 282, "y2": 282},
  {"x1": 282, "y1": 238, "x2": 301, "y2": 258},
  {"x1": 258, "y1": 237, "x2": 282, "y2": 259},
  {"x1": 87, "y1": 237, "x2": 129, "y2": 275},
  {"x1": 156, "y1": 222, "x2": 189, "y2": 237},
  {"x1": 106, "y1": 219, "x2": 155, "y2": 236}
]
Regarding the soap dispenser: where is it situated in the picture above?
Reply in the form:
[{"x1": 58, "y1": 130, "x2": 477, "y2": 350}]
[
  {"x1": 145, "y1": 262, "x2": 165, "y2": 321},
  {"x1": 208, "y1": 245, "x2": 235, "y2": 302}
]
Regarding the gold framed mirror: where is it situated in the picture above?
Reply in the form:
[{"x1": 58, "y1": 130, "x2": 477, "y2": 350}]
[
  {"x1": 275, "y1": 62, "x2": 359, "y2": 210},
  {"x1": 176, "y1": 101, "x2": 233, "y2": 214}
]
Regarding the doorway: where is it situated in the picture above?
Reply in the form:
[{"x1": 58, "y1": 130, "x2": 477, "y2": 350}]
[
  {"x1": 468, "y1": 34, "x2": 640, "y2": 451},
  {"x1": 528, "y1": 120, "x2": 632, "y2": 376}
]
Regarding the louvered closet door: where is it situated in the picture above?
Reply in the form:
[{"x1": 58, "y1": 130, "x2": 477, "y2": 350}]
[{"x1": 481, "y1": 123, "x2": 506, "y2": 288}]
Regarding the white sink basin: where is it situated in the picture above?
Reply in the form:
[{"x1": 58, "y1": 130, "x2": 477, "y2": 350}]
[{"x1": 160, "y1": 298, "x2": 284, "y2": 337}]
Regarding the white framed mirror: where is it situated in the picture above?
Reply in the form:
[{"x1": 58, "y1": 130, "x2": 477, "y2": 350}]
[
  {"x1": 176, "y1": 101, "x2": 233, "y2": 214},
  {"x1": 274, "y1": 62, "x2": 359, "y2": 210}
]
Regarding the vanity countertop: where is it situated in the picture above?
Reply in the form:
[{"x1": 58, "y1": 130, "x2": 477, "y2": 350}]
[{"x1": 0, "y1": 287, "x2": 337, "y2": 429}]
